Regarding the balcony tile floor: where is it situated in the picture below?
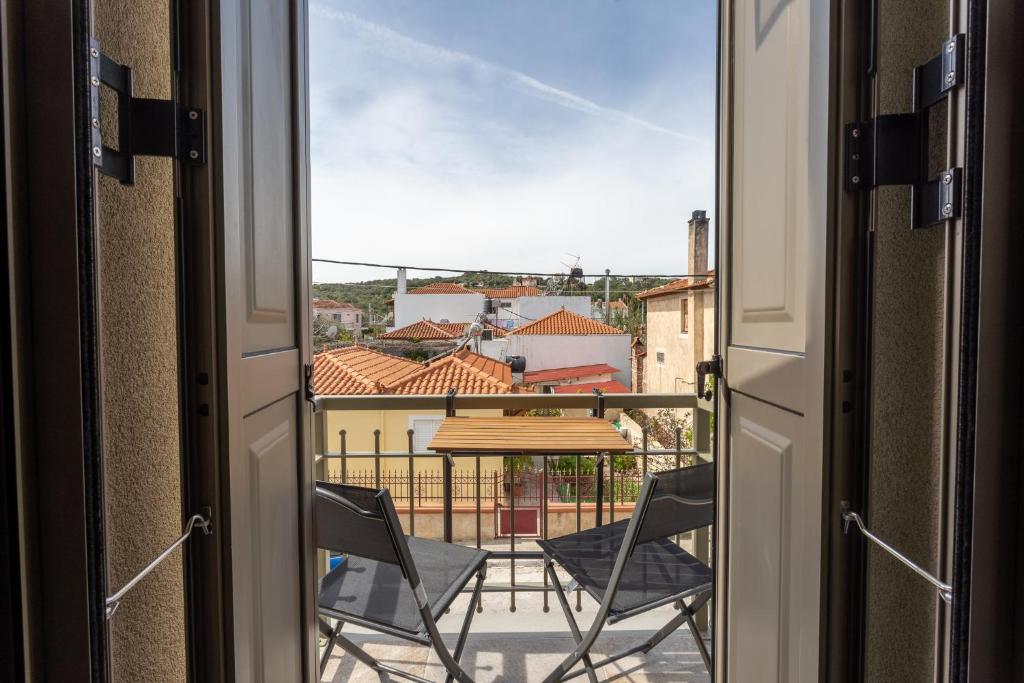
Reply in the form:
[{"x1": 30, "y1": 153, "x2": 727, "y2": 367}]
[{"x1": 321, "y1": 565, "x2": 710, "y2": 682}]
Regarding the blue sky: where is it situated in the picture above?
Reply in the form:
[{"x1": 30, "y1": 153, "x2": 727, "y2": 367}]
[{"x1": 309, "y1": 0, "x2": 717, "y2": 283}]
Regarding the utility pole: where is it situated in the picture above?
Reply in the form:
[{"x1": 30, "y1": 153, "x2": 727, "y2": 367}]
[{"x1": 604, "y1": 268, "x2": 611, "y2": 323}]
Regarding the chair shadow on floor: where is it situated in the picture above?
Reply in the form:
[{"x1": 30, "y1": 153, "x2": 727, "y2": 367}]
[{"x1": 321, "y1": 630, "x2": 711, "y2": 683}]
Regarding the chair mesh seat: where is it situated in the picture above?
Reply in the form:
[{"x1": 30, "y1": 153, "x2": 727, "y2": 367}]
[
  {"x1": 538, "y1": 519, "x2": 712, "y2": 616},
  {"x1": 318, "y1": 536, "x2": 487, "y2": 634}
]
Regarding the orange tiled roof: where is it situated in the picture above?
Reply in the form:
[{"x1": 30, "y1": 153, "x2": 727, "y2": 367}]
[
  {"x1": 313, "y1": 346, "x2": 423, "y2": 395},
  {"x1": 477, "y1": 285, "x2": 543, "y2": 298},
  {"x1": 387, "y1": 348, "x2": 513, "y2": 395},
  {"x1": 312, "y1": 298, "x2": 358, "y2": 309},
  {"x1": 523, "y1": 364, "x2": 620, "y2": 383},
  {"x1": 407, "y1": 283, "x2": 478, "y2": 295},
  {"x1": 508, "y1": 308, "x2": 624, "y2": 336},
  {"x1": 636, "y1": 272, "x2": 715, "y2": 300},
  {"x1": 379, "y1": 319, "x2": 469, "y2": 340},
  {"x1": 552, "y1": 380, "x2": 630, "y2": 394},
  {"x1": 608, "y1": 300, "x2": 627, "y2": 310}
]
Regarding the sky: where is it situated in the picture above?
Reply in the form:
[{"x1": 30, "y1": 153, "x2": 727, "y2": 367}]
[{"x1": 309, "y1": 0, "x2": 717, "y2": 284}]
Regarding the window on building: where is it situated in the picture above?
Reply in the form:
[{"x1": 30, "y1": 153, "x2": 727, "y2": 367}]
[
  {"x1": 332, "y1": 313, "x2": 342, "y2": 321},
  {"x1": 656, "y1": 351, "x2": 665, "y2": 365},
  {"x1": 680, "y1": 299, "x2": 689, "y2": 334}
]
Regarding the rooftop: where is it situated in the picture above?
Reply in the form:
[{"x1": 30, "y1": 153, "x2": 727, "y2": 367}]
[
  {"x1": 636, "y1": 273, "x2": 716, "y2": 300},
  {"x1": 551, "y1": 380, "x2": 630, "y2": 394},
  {"x1": 379, "y1": 319, "x2": 469, "y2": 340},
  {"x1": 522, "y1": 363, "x2": 620, "y2": 383},
  {"x1": 509, "y1": 308, "x2": 625, "y2": 336},
  {"x1": 388, "y1": 348, "x2": 514, "y2": 395},
  {"x1": 313, "y1": 346, "x2": 422, "y2": 395},
  {"x1": 478, "y1": 285, "x2": 544, "y2": 298},
  {"x1": 312, "y1": 298, "x2": 359, "y2": 310},
  {"x1": 313, "y1": 346, "x2": 513, "y2": 395},
  {"x1": 406, "y1": 283, "x2": 479, "y2": 295}
]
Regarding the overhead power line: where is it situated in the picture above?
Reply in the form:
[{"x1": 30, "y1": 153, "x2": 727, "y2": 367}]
[{"x1": 312, "y1": 257, "x2": 712, "y2": 279}]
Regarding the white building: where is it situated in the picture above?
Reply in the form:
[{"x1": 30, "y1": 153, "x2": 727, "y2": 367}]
[
  {"x1": 499, "y1": 308, "x2": 631, "y2": 388},
  {"x1": 389, "y1": 283, "x2": 486, "y2": 329}
]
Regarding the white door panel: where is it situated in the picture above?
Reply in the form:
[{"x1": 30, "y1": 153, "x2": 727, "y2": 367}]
[{"x1": 719, "y1": 0, "x2": 832, "y2": 679}]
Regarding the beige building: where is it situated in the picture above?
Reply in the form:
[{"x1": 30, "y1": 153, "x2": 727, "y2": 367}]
[
  {"x1": 637, "y1": 210, "x2": 715, "y2": 398},
  {"x1": 312, "y1": 298, "x2": 364, "y2": 332}
]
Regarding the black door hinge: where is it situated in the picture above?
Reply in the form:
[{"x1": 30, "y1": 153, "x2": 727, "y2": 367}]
[
  {"x1": 304, "y1": 363, "x2": 316, "y2": 406},
  {"x1": 846, "y1": 34, "x2": 964, "y2": 229},
  {"x1": 695, "y1": 354, "x2": 722, "y2": 401},
  {"x1": 89, "y1": 39, "x2": 205, "y2": 185}
]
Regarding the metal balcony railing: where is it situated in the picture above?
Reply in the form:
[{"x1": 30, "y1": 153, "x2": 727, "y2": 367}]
[{"x1": 313, "y1": 393, "x2": 714, "y2": 616}]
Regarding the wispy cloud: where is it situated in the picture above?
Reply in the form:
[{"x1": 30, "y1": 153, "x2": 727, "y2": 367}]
[{"x1": 309, "y1": 3, "x2": 710, "y2": 145}]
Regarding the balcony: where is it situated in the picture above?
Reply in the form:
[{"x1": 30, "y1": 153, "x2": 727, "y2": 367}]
[{"x1": 313, "y1": 392, "x2": 714, "y2": 682}]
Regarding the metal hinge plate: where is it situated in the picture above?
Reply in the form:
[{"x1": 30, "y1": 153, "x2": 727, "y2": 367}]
[
  {"x1": 90, "y1": 39, "x2": 205, "y2": 185},
  {"x1": 845, "y1": 34, "x2": 964, "y2": 229}
]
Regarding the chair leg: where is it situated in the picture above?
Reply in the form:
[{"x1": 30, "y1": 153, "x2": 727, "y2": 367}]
[
  {"x1": 318, "y1": 617, "x2": 343, "y2": 679},
  {"x1": 445, "y1": 567, "x2": 486, "y2": 683},
  {"x1": 544, "y1": 560, "x2": 600, "y2": 683},
  {"x1": 680, "y1": 599, "x2": 713, "y2": 674}
]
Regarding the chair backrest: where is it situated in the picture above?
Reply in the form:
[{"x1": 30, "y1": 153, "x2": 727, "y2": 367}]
[
  {"x1": 315, "y1": 481, "x2": 403, "y2": 566},
  {"x1": 632, "y1": 462, "x2": 714, "y2": 546}
]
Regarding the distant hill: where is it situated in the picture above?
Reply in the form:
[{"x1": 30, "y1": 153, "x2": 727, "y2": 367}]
[{"x1": 312, "y1": 273, "x2": 674, "y2": 323}]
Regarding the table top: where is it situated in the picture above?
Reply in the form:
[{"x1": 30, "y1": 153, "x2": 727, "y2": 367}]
[{"x1": 427, "y1": 416, "x2": 632, "y2": 454}]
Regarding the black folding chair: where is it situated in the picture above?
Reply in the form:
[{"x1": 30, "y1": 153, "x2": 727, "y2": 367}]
[
  {"x1": 316, "y1": 481, "x2": 488, "y2": 683},
  {"x1": 538, "y1": 463, "x2": 714, "y2": 682}
]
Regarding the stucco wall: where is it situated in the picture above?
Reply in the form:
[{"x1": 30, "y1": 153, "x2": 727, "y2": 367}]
[
  {"x1": 508, "y1": 296, "x2": 591, "y2": 326},
  {"x1": 505, "y1": 334, "x2": 631, "y2": 388},
  {"x1": 864, "y1": 0, "x2": 948, "y2": 679},
  {"x1": 95, "y1": 1, "x2": 186, "y2": 681},
  {"x1": 392, "y1": 292, "x2": 485, "y2": 327},
  {"x1": 324, "y1": 407, "x2": 505, "y2": 481},
  {"x1": 644, "y1": 289, "x2": 715, "y2": 395}
]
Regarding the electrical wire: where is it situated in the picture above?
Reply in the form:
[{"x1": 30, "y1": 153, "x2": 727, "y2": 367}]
[{"x1": 312, "y1": 257, "x2": 712, "y2": 279}]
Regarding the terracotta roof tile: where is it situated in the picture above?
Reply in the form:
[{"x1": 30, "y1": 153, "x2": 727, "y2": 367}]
[
  {"x1": 508, "y1": 308, "x2": 625, "y2": 336},
  {"x1": 312, "y1": 298, "x2": 358, "y2": 309},
  {"x1": 552, "y1": 380, "x2": 630, "y2": 394},
  {"x1": 636, "y1": 272, "x2": 716, "y2": 300},
  {"x1": 379, "y1": 319, "x2": 469, "y2": 340},
  {"x1": 387, "y1": 348, "x2": 513, "y2": 395},
  {"x1": 407, "y1": 283, "x2": 478, "y2": 295},
  {"x1": 477, "y1": 285, "x2": 543, "y2": 298},
  {"x1": 608, "y1": 300, "x2": 628, "y2": 310},
  {"x1": 523, "y1": 364, "x2": 620, "y2": 383},
  {"x1": 313, "y1": 346, "x2": 422, "y2": 395}
]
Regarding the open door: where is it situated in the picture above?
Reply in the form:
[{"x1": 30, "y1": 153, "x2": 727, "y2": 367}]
[
  {"x1": 715, "y1": 0, "x2": 834, "y2": 679},
  {"x1": 180, "y1": 0, "x2": 315, "y2": 680}
]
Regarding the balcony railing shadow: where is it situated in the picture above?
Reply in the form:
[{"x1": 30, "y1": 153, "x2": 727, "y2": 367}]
[{"x1": 313, "y1": 393, "x2": 713, "y2": 682}]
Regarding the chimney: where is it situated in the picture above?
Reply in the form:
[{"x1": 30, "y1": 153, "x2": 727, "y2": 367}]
[
  {"x1": 396, "y1": 267, "x2": 407, "y2": 295},
  {"x1": 687, "y1": 210, "x2": 709, "y2": 281}
]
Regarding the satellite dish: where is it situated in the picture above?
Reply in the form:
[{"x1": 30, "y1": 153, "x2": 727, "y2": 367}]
[
  {"x1": 440, "y1": 318, "x2": 450, "y2": 323},
  {"x1": 467, "y1": 322, "x2": 484, "y2": 337},
  {"x1": 326, "y1": 325, "x2": 339, "y2": 339}
]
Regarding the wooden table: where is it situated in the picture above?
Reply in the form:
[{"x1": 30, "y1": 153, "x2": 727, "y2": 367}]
[{"x1": 428, "y1": 416, "x2": 632, "y2": 454}]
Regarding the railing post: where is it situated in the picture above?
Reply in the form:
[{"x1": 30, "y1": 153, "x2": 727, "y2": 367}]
[
  {"x1": 593, "y1": 389, "x2": 605, "y2": 527},
  {"x1": 695, "y1": 404, "x2": 712, "y2": 462},
  {"x1": 642, "y1": 427, "x2": 649, "y2": 476},
  {"x1": 407, "y1": 428, "x2": 415, "y2": 536},
  {"x1": 313, "y1": 408, "x2": 331, "y2": 578},
  {"x1": 675, "y1": 426, "x2": 682, "y2": 470},
  {"x1": 694, "y1": 404, "x2": 712, "y2": 631},
  {"x1": 443, "y1": 389, "x2": 456, "y2": 543},
  {"x1": 373, "y1": 429, "x2": 381, "y2": 489},
  {"x1": 340, "y1": 429, "x2": 347, "y2": 483}
]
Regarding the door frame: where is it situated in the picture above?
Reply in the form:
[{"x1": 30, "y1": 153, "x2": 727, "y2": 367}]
[{"x1": 3, "y1": 0, "x2": 110, "y2": 679}]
